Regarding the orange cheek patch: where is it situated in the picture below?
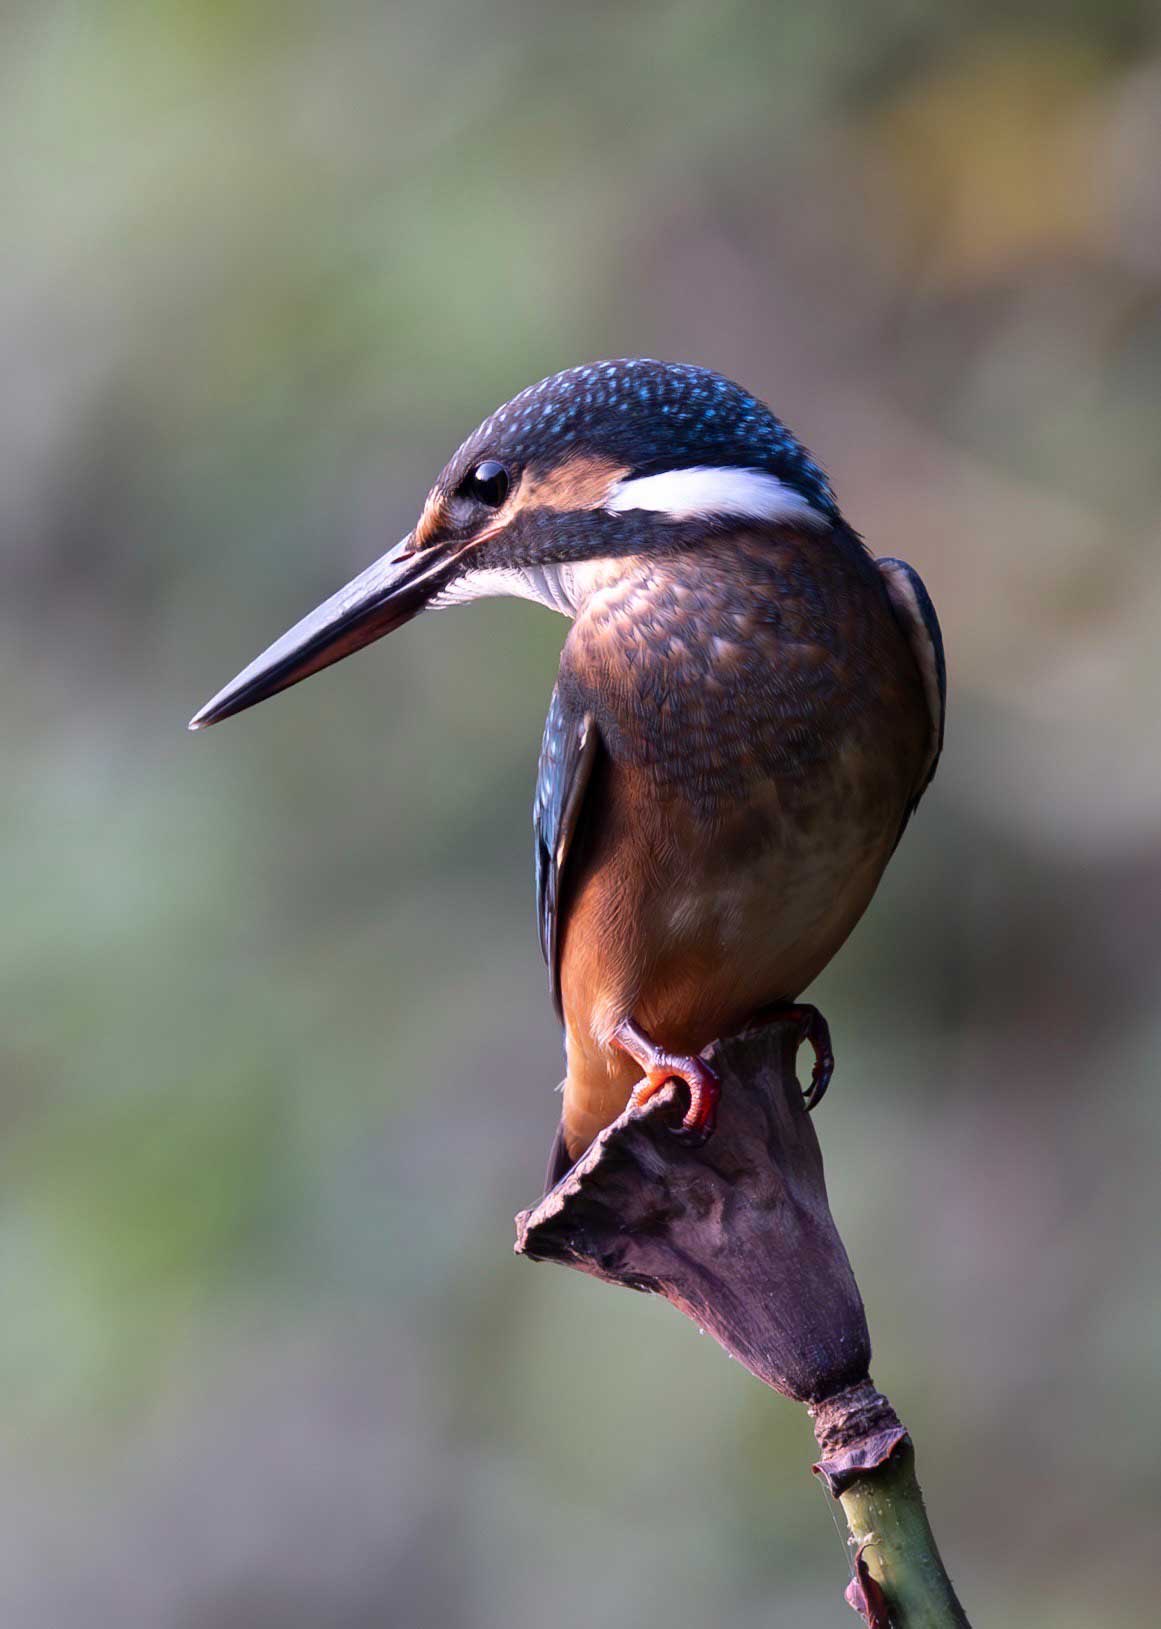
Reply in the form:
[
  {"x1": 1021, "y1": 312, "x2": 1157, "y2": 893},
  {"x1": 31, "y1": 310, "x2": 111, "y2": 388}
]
[
  {"x1": 515, "y1": 452, "x2": 629, "y2": 515},
  {"x1": 414, "y1": 450, "x2": 627, "y2": 553},
  {"x1": 413, "y1": 493, "x2": 450, "y2": 551}
]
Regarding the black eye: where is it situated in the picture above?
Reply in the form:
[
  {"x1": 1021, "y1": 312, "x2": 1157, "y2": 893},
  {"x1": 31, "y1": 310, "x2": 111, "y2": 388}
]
[{"x1": 460, "y1": 460, "x2": 510, "y2": 507}]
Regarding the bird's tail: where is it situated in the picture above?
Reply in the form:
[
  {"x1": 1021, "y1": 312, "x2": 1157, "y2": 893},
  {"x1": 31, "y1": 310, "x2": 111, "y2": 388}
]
[{"x1": 543, "y1": 1110, "x2": 575, "y2": 1195}]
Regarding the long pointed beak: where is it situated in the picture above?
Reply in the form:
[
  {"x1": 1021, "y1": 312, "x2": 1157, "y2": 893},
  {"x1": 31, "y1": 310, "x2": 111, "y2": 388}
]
[{"x1": 188, "y1": 536, "x2": 456, "y2": 730}]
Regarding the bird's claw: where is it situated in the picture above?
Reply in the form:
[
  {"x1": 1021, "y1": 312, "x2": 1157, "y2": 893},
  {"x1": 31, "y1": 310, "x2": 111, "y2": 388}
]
[
  {"x1": 613, "y1": 1018, "x2": 721, "y2": 1145},
  {"x1": 629, "y1": 1054, "x2": 721, "y2": 1144},
  {"x1": 787, "y1": 1003, "x2": 834, "y2": 1111},
  {"x1": 746, "y1": 1001, "x2": 834, "y2": 1111}
]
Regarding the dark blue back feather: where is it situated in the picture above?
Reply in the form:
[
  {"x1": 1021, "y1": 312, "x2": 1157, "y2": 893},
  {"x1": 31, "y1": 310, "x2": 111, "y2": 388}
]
[{"x1": 533, "y1": 684, "x2": 600, "y2": 1018}]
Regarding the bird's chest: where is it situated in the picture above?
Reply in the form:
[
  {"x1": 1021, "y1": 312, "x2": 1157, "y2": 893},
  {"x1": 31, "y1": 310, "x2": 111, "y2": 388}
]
[
  {"x1": 561, "y1": 541, "x2": 866, "y2": 818},
  {"x1": 554, "y1": 538, "x2": 925, "y2": 1043}
]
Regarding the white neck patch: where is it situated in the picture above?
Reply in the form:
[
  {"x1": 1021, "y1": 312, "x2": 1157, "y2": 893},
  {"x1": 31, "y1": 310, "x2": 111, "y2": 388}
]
[
  {"x1": 433, "y1": 563, "x2": 580, "y2": 617},
  {"x1": 604, "y1": 465, "x2": 827, "y2": 528}
]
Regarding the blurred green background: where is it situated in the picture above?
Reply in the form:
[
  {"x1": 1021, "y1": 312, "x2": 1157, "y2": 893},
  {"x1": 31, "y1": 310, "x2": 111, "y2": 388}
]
[{"x1": 4, "y1": 2, "x2": 1160, "y2": 1624}]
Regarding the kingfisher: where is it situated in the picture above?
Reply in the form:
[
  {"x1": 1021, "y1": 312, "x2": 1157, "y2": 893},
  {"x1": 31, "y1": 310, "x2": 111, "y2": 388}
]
[{"x1": 190, "y1": 360, "x2": 944, "y2": 1180}]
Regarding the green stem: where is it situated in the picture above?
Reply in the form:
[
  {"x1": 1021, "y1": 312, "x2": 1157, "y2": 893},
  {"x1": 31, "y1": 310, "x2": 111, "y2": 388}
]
[{"x1": 837, "y1": 1440, "x2": 970, "y2": 1627}]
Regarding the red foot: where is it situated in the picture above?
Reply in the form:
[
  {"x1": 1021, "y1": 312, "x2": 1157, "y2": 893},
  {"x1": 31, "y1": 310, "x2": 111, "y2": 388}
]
[
  {"x1": 613, "y1": 1019, "x2": 721, "y2": 1145},
  {"x1": 631, "y1": 1054, "x2": 721, "y2": 1145},
  {"x1": 749, "y1": 1002, "x2": 834, "y2": 1111}
]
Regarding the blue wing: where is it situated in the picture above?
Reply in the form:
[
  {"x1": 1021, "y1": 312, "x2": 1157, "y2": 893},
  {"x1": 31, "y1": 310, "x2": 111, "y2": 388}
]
[
  {"x1": 533, "y1": 684, "x2": 601, "y2": 1019},
  {"x1": 876, "y1": 556, "x2": 946, "y2": 818}
]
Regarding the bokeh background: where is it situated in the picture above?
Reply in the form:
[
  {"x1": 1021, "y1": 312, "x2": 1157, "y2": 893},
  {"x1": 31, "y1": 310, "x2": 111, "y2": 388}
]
[{"x1": 4, "y1": 3, "x2": 1160, "y2": 1625}]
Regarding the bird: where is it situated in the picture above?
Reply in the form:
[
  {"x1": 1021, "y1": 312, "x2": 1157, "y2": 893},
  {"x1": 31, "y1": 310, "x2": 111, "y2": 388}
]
[{"x1": 190, "y1": 359, "x2": 945, "y2": 1183}]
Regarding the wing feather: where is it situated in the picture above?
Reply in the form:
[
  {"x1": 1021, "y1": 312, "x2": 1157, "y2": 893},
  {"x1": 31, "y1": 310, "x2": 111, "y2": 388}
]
[
  {"x1": 533, "y1": 685, "x2": 601, "y2": 1018},
  {"x1": 877, "y1": 555, "x2": 946, "y2": 815}
]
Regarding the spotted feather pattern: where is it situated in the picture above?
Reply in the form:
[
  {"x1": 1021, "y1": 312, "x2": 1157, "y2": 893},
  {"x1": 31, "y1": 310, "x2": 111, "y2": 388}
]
[{"x1": 561, "y1": 528, "x2": 894, "y2": 817}]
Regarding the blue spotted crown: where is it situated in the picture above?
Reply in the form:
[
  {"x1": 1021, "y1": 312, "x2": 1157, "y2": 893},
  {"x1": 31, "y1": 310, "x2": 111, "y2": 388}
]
[{"x1": 449, "y1": 359, "x2": 839, "y2": 520}]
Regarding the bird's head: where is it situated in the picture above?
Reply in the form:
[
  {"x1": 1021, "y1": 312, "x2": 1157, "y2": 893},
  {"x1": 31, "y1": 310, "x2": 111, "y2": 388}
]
[{"x1": 189, "y1": 359, "x2": 838, "y2": 729}]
